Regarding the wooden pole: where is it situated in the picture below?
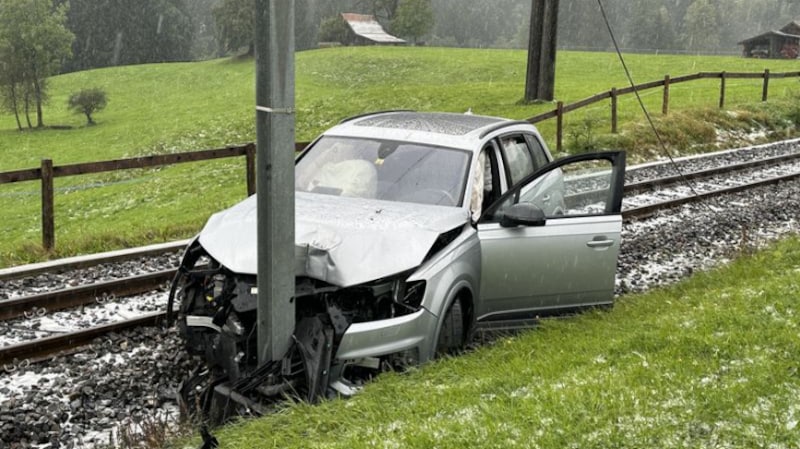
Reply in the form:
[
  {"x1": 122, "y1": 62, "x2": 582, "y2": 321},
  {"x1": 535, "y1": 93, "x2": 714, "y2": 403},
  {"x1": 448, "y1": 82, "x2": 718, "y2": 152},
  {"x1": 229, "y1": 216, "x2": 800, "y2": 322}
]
[
  {"x1": 245, "y1": 143, "x2": 256, "y2": 196},
  {"x1": 719, "y1": 71, "x2": 726, "y2": 109},
  {"x1": 524, "y1": 0, "x2": 560, "y2": 102},
  {"x1": 662, "y1": 75, "x2": 670, "y2": 115},
  {"x1": 40, "y1": 159, "x2": 54, "y2": 252},
  {"x1": 610, "y1": 88, "x2": 618, "y2": 134},
  {"x1": 556, "y1": 101, "x2": 564, "y2": 153},
  {"x1": 762, "y1": 69, "x2": 770, "y2": 102}
]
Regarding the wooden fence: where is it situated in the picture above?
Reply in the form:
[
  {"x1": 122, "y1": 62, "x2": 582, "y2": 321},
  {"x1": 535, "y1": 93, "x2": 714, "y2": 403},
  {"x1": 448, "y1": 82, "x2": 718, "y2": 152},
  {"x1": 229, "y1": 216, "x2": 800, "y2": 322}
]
[
  {"x1": 1, "y1": 69, "x2": 799, "y2": 252},
  {"x1": 525, "y1": 70, "x2": 800, "y2": 153}
]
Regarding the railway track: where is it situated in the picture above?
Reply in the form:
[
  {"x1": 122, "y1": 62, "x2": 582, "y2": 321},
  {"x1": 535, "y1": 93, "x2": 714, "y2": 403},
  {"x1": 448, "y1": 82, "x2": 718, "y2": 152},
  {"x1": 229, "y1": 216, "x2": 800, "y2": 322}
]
[{"x1": 2, "y1": 148, "x2": 800, "y2": 367}]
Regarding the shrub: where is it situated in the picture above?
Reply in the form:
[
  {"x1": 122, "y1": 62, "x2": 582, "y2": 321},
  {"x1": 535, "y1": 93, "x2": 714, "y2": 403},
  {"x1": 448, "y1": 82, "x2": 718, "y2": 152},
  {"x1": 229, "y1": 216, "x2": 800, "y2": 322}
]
[{"x1": 67, "y1": 88, "x2": 108, "y2": 125}]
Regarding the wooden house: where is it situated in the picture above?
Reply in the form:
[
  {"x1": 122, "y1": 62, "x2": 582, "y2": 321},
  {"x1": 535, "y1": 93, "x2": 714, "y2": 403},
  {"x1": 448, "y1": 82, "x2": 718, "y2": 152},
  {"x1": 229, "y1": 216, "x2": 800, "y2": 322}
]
[{"x1": 739, "y1": 20, "x2": 800, "y2": 59}]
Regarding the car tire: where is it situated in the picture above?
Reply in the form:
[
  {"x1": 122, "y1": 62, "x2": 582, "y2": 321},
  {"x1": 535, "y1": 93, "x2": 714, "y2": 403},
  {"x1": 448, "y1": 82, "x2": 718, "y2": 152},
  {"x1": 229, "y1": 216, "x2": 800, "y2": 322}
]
[{"x1": 435, "y1": 299, "x2": 464, "y2": 357}]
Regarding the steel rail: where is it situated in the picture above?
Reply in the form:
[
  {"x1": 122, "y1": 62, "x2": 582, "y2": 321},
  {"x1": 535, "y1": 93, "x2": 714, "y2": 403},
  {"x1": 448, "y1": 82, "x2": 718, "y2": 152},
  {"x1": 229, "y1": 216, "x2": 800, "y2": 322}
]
[
  {"x1": 624, "y1": 151, "x2": 800, "y2": 194},
  {"x1": 623, "y1": 171, "x2": 800, "y2": 221},
  {"x1": 0, "y1": 312, "x2": 166, "y2": 366},
  {"x1": 0, "y1": 270, "x2": 175, "y2": 321},
  {"x1": 0, "y1": 239, "x2": 189, "y2": 282}
]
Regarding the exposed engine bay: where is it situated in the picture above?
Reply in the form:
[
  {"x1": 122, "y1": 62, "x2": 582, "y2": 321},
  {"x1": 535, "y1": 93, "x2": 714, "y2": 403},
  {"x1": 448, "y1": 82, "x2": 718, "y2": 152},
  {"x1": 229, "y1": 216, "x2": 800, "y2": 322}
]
[{"x1": 168, "y1": 240, "x2": 427, "y2": 420}]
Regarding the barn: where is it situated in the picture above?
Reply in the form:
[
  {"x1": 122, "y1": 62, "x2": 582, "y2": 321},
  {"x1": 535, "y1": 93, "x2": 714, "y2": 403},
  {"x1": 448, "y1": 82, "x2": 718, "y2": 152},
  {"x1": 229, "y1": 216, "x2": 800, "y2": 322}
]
[
  {"x1": 739, "y1": 20, "x2": 800, "y2": 59},
  {"x1": 340, "y1": 13, "x2": 406, "y2": 46}
]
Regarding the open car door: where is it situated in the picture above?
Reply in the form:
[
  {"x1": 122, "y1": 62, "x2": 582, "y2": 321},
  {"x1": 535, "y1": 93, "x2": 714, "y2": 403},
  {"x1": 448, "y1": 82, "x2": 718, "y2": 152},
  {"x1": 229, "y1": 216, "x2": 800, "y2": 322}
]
[{"x1": 476, "y1": 151, "x2": 626, "y2": 324}]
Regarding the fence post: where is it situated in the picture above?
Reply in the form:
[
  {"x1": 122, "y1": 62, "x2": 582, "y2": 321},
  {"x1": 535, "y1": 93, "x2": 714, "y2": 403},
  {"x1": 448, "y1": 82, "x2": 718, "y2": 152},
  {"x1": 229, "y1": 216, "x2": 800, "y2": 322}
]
[
  {"x1": 556, "y1": 101, "x2": 564, "y2": 154},
  {"x1": 719, "y1": 71, "x2": 727, "y2": 109},
  {"x1": 610, "y1": 88, "x2": 618, "y2": 134},
  {"x1": 41, "y1": 159, "x2": 55, "y2": 252},
  {"x1": 762, "y1": 69, "x2": 770, "y2": 102},
  {"x1": 662, "y1": 75, "x2": 670, "y2": 115},
  {"x1": 245, "y1": 143, "x2": 256, "y2": 196}
]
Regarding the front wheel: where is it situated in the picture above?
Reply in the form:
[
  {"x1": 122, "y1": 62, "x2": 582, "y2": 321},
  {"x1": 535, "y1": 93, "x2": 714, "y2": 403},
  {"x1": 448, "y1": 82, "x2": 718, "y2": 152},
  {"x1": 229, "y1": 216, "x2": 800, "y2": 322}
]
[{"x1": 435, "y1": 299, "x2": 465, "y2": 357}]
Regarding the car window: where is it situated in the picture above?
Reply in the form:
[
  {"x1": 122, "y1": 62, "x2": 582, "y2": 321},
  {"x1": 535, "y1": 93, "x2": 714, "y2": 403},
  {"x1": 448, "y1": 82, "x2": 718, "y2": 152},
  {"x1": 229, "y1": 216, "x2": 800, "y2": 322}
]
[
  {"x1": 525, "y1": 134, "x2": 550, "y2": 168},
  {"x1": 483, "y1": 157, "x2": 619, "y2": 222},
  {"x1": 295, "y1": 136, "x2": 471, "y2": 207},
  {"x1": 499, "y1": 135, "x2": 535, "y2": 186}
]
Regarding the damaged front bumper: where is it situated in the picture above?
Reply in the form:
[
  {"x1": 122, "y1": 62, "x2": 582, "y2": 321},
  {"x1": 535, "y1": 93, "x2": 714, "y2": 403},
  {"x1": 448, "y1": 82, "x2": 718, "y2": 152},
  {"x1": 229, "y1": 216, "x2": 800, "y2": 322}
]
[{"x1": 168, "y1": 240, "x2": 438, "y2": 420}]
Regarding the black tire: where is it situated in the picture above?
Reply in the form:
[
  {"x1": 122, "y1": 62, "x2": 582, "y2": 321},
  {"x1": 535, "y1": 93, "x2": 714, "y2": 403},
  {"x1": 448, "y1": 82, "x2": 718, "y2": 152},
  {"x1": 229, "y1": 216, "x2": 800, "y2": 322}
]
[{"x1": 435, "y1": 299, "x2": 464, "y2": 357}]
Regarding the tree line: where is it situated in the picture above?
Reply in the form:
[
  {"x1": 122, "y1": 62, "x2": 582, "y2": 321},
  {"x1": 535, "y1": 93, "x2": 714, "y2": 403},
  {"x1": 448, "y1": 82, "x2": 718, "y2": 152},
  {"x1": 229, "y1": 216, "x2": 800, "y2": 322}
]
[{"x1": 2, "y1": 0, "x2": 800, "y2": 130}]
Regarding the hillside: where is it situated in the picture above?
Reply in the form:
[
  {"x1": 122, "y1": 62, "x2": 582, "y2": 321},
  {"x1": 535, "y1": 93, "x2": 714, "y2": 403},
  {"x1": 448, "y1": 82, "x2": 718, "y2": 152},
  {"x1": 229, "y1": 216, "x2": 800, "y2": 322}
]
[{"x1": 1, "y1": 47, "x2": 799, "y2": 265}]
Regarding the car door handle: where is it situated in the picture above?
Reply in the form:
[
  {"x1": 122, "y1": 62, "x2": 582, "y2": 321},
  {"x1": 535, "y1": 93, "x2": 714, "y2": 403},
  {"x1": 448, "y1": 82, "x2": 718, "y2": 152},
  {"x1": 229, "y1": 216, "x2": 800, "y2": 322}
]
[{"x1": 586, "y1": 239, "x2": 615, "y2": 249}]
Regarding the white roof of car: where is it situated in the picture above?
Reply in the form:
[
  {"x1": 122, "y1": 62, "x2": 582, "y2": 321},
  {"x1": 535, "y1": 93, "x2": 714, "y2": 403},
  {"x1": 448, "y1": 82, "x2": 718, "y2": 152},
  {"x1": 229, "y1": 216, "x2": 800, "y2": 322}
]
[{"x1": 324, "y1": 111, "x2": 534, "y2": 151}]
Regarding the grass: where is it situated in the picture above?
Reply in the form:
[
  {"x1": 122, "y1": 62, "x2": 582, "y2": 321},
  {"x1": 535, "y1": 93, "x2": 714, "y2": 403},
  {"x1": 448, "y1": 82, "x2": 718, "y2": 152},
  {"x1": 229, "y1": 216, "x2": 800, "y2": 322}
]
[
  {"x1": 194, "y1": 236, "x2": 800, "y2": 448},
  {"x1": 2, "y1": 47, "x2": 800, "y2": 267}
]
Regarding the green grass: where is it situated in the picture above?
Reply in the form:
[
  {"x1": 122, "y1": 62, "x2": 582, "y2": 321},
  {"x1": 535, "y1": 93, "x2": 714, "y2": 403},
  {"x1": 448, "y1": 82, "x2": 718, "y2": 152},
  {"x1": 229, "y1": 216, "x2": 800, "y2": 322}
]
[
  {"x1": 2, "y1": 47, "x2": 800, "y2": 266},
  {"x1": 196, "y1": 236, "x2": 800, "y2": 448}
]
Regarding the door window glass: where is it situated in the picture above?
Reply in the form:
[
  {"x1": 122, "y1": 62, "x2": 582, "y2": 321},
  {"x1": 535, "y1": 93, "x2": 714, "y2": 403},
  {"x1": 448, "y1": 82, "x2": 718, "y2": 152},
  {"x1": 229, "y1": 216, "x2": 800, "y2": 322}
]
[
  {"x1": 500, "y1": 135, "x2": 535, "y2": 185},
  {"x1": 525, "y1": 134, "x2": 550, "y2": 169},
  {"x1": 485, "y1": 157, "x2": 617, "y2": 222}
]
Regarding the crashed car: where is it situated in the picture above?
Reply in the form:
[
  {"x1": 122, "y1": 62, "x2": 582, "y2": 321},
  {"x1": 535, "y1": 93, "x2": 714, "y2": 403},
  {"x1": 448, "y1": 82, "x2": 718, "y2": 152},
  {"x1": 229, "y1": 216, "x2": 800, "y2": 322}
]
[{"x1": 169, "y1": 111, "x2": 625, "y2": 411}]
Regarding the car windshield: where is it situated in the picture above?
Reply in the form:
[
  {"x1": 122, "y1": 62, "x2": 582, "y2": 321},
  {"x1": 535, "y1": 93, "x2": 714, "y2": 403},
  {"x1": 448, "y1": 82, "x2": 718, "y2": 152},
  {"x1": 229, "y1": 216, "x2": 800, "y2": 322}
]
[{"x1": 295, "y1": 136, "x2": 471, "y2": 207}]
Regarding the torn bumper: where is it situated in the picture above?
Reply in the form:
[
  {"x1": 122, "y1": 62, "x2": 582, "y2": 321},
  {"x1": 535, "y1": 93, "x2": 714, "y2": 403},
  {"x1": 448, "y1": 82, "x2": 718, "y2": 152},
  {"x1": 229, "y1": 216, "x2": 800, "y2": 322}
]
[{"x1": 334, "y1": 307, "x2": 438, "y2": 363}]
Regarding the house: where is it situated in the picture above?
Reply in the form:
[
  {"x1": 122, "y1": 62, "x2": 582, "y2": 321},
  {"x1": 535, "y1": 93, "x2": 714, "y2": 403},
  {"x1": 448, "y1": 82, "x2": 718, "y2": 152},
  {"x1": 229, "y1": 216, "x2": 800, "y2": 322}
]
[
  {"x1": 739, "y1": 20, "x2": 800, "y2": 59},
  {"x1": 340, "y1": 13, "x2": 406, "y2": 46}
]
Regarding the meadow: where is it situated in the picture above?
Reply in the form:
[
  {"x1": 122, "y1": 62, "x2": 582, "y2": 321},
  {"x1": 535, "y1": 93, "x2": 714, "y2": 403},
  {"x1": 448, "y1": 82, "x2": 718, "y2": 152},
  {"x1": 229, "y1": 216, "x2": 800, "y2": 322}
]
[{"x1": 1, "y1": 47, "x2": 799, "y2": 266}]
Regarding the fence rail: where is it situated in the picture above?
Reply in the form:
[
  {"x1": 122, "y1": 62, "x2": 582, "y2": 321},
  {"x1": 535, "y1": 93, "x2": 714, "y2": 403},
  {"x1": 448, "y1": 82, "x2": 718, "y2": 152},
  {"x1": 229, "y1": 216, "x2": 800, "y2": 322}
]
[
  {"x1": 525, "y1": 70, "x2": 800, "y2": 153},
  {"x1": 2, "y1": 69, "x2": 799, "y2": 252}
]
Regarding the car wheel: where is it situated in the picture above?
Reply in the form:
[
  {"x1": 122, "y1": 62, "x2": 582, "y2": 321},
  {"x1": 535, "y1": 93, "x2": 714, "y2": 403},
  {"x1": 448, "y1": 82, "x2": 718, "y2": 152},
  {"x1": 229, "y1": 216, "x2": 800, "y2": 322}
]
[{"x1": 435, "y1": 299, "x2": 464, "y2": 357}]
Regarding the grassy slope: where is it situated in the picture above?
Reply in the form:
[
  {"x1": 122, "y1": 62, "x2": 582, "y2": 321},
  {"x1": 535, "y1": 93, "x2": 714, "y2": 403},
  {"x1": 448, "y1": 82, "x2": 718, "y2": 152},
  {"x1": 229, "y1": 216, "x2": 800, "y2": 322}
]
[
  {"x1": 1, "y1": 47, "x2": 799, "y2": 266},
  {"x1": 209, "y1": 237, "x2": 800, "y2": 449}
]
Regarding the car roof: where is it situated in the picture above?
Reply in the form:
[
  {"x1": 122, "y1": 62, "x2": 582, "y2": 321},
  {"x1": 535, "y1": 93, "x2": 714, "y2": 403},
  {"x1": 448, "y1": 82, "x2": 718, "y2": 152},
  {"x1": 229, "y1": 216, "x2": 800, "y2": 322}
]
[{"x1": 322, "y1": 111, "x2": 535, "y2": 151}]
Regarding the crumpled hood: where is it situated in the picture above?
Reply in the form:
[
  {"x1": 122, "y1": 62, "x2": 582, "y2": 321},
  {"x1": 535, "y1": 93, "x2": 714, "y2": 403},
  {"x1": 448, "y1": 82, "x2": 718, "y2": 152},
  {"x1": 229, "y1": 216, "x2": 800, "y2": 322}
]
[{"x1": 198, "y1": 192, "x2": 469, "y2": 287}]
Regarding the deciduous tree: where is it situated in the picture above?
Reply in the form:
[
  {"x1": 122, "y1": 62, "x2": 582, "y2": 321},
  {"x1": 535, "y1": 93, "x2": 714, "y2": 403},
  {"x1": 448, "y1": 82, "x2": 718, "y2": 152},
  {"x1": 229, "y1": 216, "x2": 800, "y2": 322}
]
[
  {"x1": 0, "y1": 0, "x2": 73, "y2": 128},
  {"x1": 68, "y1": 88, "x2": 108, "y2": 125},
  {"x1": 391, "y1": 0, "x2": 434, "y2": 44}
]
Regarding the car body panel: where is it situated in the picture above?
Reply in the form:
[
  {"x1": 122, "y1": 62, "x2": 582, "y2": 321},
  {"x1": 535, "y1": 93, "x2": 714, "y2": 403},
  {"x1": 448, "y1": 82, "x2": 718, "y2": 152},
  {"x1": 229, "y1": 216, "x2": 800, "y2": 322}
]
[
  {"x1": 477, "y1": 215, "x2": 621, "y2": 319},
  {"x1": 199, "y1": 191, "x2": 469, "y2": 287}
]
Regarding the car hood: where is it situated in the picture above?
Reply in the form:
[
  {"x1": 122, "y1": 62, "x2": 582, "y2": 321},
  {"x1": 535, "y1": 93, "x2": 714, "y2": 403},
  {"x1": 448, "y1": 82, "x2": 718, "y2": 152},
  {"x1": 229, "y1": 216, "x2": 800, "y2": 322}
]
[{"x1": 198, "y1": 192, "x2": 469, "y2": 287}]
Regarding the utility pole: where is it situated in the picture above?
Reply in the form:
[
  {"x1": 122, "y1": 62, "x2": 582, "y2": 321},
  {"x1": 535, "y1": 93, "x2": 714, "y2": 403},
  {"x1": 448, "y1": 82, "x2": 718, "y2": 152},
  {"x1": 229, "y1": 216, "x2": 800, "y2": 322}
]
[
  {"x1": 524, "y1": 0, "x2": 560, "y2": 102},
  {"x1": 255, "y1": 0, "x2": 295, "y2": 363}
]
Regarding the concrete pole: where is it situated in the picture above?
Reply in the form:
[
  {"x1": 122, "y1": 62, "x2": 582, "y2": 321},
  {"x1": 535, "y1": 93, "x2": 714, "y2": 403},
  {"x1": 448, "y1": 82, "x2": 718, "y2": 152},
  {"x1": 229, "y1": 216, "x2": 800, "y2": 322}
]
[
  {"x1": 524, "y1": 0, "x2": 560, "y2": 102},
  {"x1": 255, "y1": 0, "x2": 295, "y2": 363}
]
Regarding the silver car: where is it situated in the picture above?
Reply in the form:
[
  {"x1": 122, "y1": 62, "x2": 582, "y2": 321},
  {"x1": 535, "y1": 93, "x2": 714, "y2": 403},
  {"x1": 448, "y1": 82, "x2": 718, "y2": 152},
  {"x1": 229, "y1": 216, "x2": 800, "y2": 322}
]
[{"x1": 170, "y1": 111, "x2": 626, "y2": 405}]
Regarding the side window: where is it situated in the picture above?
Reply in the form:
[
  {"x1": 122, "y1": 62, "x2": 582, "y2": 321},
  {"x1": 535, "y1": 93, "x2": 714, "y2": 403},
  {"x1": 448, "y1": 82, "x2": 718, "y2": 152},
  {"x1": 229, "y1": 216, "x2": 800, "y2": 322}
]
[
  {"x1": 483, "y1": 156, "x2": 621, "y2": 222},
  {"x1": 525, "y1": 134, "x2": 550, "y2": 169},
  {"x1": 499, "y1": 135, "x2": 535, "y2": 186}
]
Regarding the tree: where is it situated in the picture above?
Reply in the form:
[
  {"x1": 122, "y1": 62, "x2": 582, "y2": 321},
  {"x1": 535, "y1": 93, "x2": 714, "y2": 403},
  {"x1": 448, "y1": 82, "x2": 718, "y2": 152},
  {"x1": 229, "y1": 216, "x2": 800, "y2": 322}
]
[
  {"x1": 391, "y1": 0, "x2": 434, "y2": 44},
  {"x1": 0, "y1": 0, "x2": 73, "y2": 129},
  {"x1": 682, "y1": 0, "x2": 720, "y2": 51},
  {"x1": 213, "y1": 0, "x2": 318, "y2": 56},
  {"x1": 68, "y1": 88, "x2": 108, "y2": 125},
  {"x1": 319, "y1": 15, "x2": 352, "y2": 44},
  {"x1": 213, "y1": 0, "x2": 256, "y2": 56},
  {"x1": 59, "y1": 0, "x2": 194, "y2": 72}
]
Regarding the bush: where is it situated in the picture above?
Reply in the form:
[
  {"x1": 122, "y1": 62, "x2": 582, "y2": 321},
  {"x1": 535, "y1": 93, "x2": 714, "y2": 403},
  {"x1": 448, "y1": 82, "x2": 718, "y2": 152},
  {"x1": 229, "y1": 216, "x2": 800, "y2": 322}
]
[{"x1": 67, "y1": 88, "x2": 108, "y2": 125}]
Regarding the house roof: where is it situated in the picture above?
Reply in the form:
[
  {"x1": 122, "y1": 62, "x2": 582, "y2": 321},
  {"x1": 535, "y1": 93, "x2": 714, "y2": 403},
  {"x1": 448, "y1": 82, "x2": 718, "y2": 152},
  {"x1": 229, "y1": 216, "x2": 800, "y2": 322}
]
[
  {"x1": 738, "y1": 30, "x2": 800, "y2": 45},
  {"x1": 341, "y1": 13, "x2": 406, "y2": 44}
]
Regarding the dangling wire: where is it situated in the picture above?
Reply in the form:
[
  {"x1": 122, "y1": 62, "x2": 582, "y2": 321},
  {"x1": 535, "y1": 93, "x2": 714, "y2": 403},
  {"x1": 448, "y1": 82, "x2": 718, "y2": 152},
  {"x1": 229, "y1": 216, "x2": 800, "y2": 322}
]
[{"x1": 596, "y1": 0, "x2": 706, "y2": 201}]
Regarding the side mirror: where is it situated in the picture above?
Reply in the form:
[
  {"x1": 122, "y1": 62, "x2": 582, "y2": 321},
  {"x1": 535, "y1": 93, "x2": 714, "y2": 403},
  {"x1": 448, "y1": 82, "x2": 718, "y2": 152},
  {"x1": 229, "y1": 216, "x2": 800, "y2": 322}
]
[{"x1": 499, "y1": 202, "x2": 546, "y2": 227}]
